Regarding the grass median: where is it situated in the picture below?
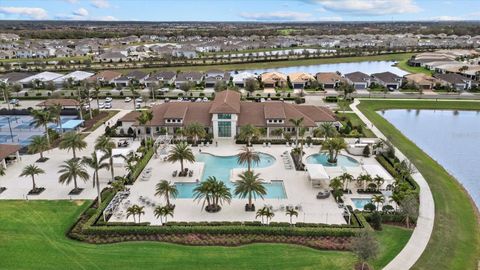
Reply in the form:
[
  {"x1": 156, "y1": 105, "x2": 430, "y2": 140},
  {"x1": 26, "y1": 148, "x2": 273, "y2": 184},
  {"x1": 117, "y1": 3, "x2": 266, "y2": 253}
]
[
  {"x1": 357, "y1": 99, "x2": 480, "y2": 270},
  {"x1": 0, "y1": 199, "x2": 411, "y2": 270}
]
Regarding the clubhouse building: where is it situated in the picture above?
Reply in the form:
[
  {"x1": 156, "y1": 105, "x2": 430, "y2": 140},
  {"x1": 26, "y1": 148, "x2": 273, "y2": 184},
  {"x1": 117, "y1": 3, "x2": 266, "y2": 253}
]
[{"x1": 118, "y1": 90, "x2": 337, "y2": 139}]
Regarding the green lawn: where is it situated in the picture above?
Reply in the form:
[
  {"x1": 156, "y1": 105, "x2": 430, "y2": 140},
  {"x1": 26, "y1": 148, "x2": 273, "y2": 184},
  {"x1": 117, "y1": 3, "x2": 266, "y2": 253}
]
[
  {"x1": 336, "y1": 112, "x2": 377, "y2": 138},
  {"x1": 395, "y1": 60, "x2": 433, "y2": 75},
  {"x1": 0, "y1": 200, "x2": 411, "y2": 270},
  {"x1": 357, "y1": 100, "x2": 480, "y2": 270},
  {"x1": 118, "y1": 53, "x2": 415, "y2": 74}
]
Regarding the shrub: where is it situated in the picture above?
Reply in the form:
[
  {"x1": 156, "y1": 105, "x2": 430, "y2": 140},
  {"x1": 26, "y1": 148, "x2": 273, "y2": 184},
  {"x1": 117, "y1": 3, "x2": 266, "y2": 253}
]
[
  {"x1": 363, "y1": 203, "x2": 376, "y2": 212},
  {"x1": 370, "y1": 211, "x2": 382, "y2": 231}
]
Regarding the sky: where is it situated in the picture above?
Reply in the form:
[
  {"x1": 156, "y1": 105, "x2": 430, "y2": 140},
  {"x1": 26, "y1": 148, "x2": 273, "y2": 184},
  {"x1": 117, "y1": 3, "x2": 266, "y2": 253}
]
[{"x1": 0, "y1": 0, "x2": 479, "y2": 22}]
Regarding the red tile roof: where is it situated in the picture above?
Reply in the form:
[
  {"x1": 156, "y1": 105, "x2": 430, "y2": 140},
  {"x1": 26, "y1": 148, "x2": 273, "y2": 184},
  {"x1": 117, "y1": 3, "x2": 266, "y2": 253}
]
[
  {"x1": 209, "y1": 90, "x2": 241, "y2": 114},
  {"x1": 0, "y1": 144, "x2": 20, "y2": 160}
]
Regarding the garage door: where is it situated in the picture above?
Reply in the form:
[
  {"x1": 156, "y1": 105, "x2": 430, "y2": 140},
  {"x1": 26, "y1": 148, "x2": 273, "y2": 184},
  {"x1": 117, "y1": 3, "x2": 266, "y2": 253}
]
[
  {"x1": 355, "y1": 84, "x2": 366, "y2": 89},
  {"x1": 386, "y1": 84, "x2": 398, "y2": 89}
]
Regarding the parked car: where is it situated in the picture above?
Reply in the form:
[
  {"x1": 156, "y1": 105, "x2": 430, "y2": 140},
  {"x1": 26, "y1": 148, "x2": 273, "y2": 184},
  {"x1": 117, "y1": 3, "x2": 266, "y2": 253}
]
[
  {"x1": 104, "y1": 103, "x2": 112, "y2": 109},
  {"x1": 105, "y1": 97, "x2": 113, "y2": 102},
  {"x1": 9, "y1": 99, "x2": 19, "y2": 105},
  {"x1": 135, "y1": 103, "x2": 141, "y2": 109},
  {"x1": 135, "y1": 97, "x2": 143, "y2": 103},
  {"x1": 82, "y1": 104, "x2": 90, "y2": 110},
  {"x1": 202, "y1": 97, "x2": 208, "y2": 102},
  {"x1": 124, "y1": 97, "x2": 132, "y2": 103},
  {"x1": 98, "y1": 102, "x2": 105, "y2": 109}
]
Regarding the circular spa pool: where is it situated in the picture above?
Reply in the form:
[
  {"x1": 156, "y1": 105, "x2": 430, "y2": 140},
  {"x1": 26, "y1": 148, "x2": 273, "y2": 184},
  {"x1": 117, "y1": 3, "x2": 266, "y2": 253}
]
[{"x1": 306, "y1": 153, "x2": 359, "y2": 167}]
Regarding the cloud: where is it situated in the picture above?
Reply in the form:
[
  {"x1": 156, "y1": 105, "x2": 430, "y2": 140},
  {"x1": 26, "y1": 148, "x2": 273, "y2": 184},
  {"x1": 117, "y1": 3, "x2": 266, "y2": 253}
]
[
  {"x1": 239, "y1": 11, "x2": 313, "y2": 21},
  {"x1": 0, "y1": 6, "x2": 48, "y2": 20},
  {"x1": 91, "y1": 0, "x2": 110, "y2": 9},
  {"x1": 97, "y1": 15, "x2": 117, "y2": 21},
  {"x1": 430, "y1": 15, "x2": 464, "y2": 21},
  {"x1": 313, "y1": 0, "x2": 421, "y2": 16},
  {"x1": 73, "y1": 8, "x2": 89, "y2": 17},
  {"x1": 64, "y1": 0, "x2": 78, "y2": 3}
]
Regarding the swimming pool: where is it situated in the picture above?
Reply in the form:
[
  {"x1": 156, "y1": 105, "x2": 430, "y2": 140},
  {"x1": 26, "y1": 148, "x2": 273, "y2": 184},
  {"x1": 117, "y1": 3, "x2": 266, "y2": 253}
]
[
  {"x1": 175, "y1": 152, "x2": 287, "y2": 199},
  {"x1": 306, "y1": 153, "x2": 359, "y2": 167},
  {"x1": 351, "y1": 198, "x2": 372, "y2": 210}
]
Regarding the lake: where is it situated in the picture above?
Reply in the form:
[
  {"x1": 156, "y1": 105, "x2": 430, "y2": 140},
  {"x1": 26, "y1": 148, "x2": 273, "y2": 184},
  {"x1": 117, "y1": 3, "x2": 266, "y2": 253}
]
[
  {"x1": 380, "y1": 109, "x2": 480, "y2": 209},
  {"x1": 240, "y1": 61, "x2": 408, "y2": 76}
]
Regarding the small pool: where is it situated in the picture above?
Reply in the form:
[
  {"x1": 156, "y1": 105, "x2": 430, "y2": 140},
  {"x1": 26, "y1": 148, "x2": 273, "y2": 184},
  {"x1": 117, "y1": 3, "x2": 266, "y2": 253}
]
[
  {"x1": 175, "y1": 152, "x2": 287, "y2": 199},
  {"x1": 306, "y1": 153, "x2": 359, "y2": 167},
  {"x1": 351, "y1": 198, "x2": 372, "y2": 210}
]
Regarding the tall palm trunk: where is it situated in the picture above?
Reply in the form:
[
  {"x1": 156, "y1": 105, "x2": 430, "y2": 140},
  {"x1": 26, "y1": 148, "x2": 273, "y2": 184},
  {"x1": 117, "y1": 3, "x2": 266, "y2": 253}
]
[
  {"x1": 109, "y1": 156, "x2": 114, "y2": 181},
  {"x1": 248, "y1": 192, "x2": 252, "y2": 207},
  {"x1": 58, "y1": 117, "x2": 63, "y2": 134},
  {"x1": 31, "y1": 175, "x2": 36, "y2": 190},
  {"x1": 72, "y1": 148, "x2": 76, "y2": 159},
  {"x1": 44, "y1": 124, "x2": 51, "y2": 147},
  {"x1": 73, "y1": 175, "x2": 78, "y2": 190},
  {"x1": 180, "y1": 159, "x2": 184, "y2": 171}
]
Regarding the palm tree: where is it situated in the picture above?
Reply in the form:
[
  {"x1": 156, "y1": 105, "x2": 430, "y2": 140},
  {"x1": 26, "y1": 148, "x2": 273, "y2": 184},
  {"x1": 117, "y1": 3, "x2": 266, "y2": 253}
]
[
  {"x1": 167, "y1": 142, "x2": 195, "y2": 172},
  {"x1": 126, "y1": 205, "x2": 138, "y2": 223},
  {"x1": 193, "y1": 176, "x2": 232, "y2": 213},
  {"x1": 256, "y1": 207, "x2": 267, "y2": 224},
  {"x1": 289, "y1": 117, "x2": 304, "y2": 145},
  {"x1": 338, "y1": 172, "x2": 354, "y2": 191},
  {"x1": 238, "y1": 124, "x2": 260, "y2": 146},
  {"x1": 0, "y1": 165, "x2": 5, "y2": 176},
  {"x1": 373, "y1": 175, "x2": 385, "y2": 191},
  {"x1": 357, "y1": 174, "x2": 373, "y2": 190},
  {"x1": 322, "y1": 137, "x2": 347, "y2": 164},
  {"x1": 262, "y1": 206, "x2": 275, "y2": 225},
  {"x1": 82, "y1": 152, "x2": 109, "y2": 206},
  {"x1": 285, "y1": 208, "x2": 299, "y2": 225},
  {"x1": 318, "y1": 122, "x2": 337, "y2": 140},
  {"x1": 136, "y1": 205, "x2": 145, "y2": 222},
  {"x1": 28, "y1": 135, "x2": 48, "y2": 161},
  {"x1": 234, "y1": 170, "x2": 266, "y2": 211},
  {"x1": 95, "y1": 135, "x2": 116, "y2": 182},
  {"x1": 136, "y1": 110, "x2": 154, "y2": 140},
  {"x1": 372, "y1": 195, "x2": 385, "y2": 211},
  {"x1": 155, "y1": 180, "x2": 178, "y2": 208},
  {"x1": 19, "y1": 164, "x2": 45, "y2": 192},
  {"x1": 49, "y1": 104, "x2": 63, "y2": 134},
  {"x1": 129, "y1": 81, "x2": 139, "y2": 111},
  {"x1": 235, "y1": 146, "x2": 260, "y2": 172},
  {"x1": 329, "y1": 177, "x2": 344, "y2": 201},
  {"x1": 0, "y1": 82, "x2": 11, "y2": 110},
  {"x1": 185, "y1": 122, "x2": 206, "y2": 146},
  {"x1": 58, "y1": 158, "x2": 89, "y2": 193},
  {"x1": 154, "y1": 205, "x2": 175, "y2": 225},
  {"x1": 59, "y1": 132, "x2": 87, "y2": 159},
  {"x1": 30, "y1": 109, "x2": 54, "y2": 147}
]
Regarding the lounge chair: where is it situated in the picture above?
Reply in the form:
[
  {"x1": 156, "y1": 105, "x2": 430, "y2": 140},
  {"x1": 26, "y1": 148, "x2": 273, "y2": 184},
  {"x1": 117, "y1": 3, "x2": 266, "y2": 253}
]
[
  {"x1": 268, "y1": 142, "x2": 271, "y2": 147},
  {"x1": 172, "y1": 170, "x2": 178, "y2": 177},
  {"x1": 263, "y1": 142, "x2": 266, "y2": 147},
  {"x1": 188, "y1": 170, "x2": 193, "y2": 177}
]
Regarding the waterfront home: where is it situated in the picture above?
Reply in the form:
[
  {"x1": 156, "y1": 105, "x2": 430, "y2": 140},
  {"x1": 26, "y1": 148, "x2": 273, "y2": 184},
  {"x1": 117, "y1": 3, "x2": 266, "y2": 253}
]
[
  {"x1": 117, "y1": 90, "x2": 336, "y2": 139},
  {"x1": 433, "y1": 73, "x2": 473, "y2": 91},
  {"x1": 87, "y1": 70, "x2": 122, "y2": 86},
  {"x1": 344, "y1": 71, "x2": 372, "y2": 90},
  {"x1": 404, "y1": 73, "x2": 444, "y2": 90},
  {"x1": 0, "y1": 72, "x2": 36, "y2": 86},
  {"x1": 144, "y1": 71, "x2": 177, "y2": 87},
  {"x1": 175, "y1": 72, "x2": 204, "y2": 88},
  {"x1": 371, "y1": 71, "x2": 403, "y2": 90},
  {"x1": 204, "y1": 70, "x2": 231, "y2": 88},
  {"x1": 18, "y1": 71, "x2": 63, "y2": 89},
  {"x1": 260, "y1": 72, "x2": 287, "y2": 88},
  {"x1": 53, "y1": 71, "x2": 95, "y2": 88},
  {"x1": 288, "y1": 72, "x2": 315, "y2": 89},
  {"x1": 316, "y1": 72, "x2": 344, "y2": 89},
  {"x1": 112, "y1": 71, "x2": 149, "y2": 88},
  {"x1": 231, "y1": 72, "x2": 257, "y2": 88}
]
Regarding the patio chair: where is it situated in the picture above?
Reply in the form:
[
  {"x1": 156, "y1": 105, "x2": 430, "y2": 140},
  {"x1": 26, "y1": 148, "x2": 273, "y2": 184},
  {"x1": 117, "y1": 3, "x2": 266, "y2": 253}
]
[
  {"x1": 286, "y1": 142, "x2": 289, "y2": 147},
  {"x1": 263, "y1": 142, "x2": 266, "y2": 147},
  {"x1": 268, "y1": 142, "x2": 272, "y2": 147},
  {"x1": 189, "y1": 170, "x2": 194, "y2": 177},
  {"x1": 172, "y1": 170, "x2": 178, "y2": 177}
]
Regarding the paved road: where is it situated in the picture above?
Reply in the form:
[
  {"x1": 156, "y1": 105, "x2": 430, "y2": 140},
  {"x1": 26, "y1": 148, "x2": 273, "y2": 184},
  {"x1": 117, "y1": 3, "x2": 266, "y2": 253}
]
[{"x1": 350, "y1": 99, "x2": 435, "y2": 270}]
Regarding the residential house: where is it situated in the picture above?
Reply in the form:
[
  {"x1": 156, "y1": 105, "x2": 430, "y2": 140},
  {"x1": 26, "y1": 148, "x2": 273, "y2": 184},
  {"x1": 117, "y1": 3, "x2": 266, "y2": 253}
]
[
  {"x1": 175, "y1": 72, "x2": 204, "y2": 88},
  {"x1": 53, "y1": 71, "x2": 95, "y2": 88},
  {"x1": 18, "y1": 71, "x2": 64, "y2": 89},
  {"x1": 231, "y1": 72, "x2": 257, "y2": 88},
  {"x1": 96, "y1": 52, "x2": 128, "y2": 62},
  {"x1": 288, "y1": 72, "x2": 315, "y2": 89},
  {"x1": 261, "y1": 72, "x2": 287, "y2": 88},
  {"x1": 433, "y1": 73, "x2": 472, "y2": 91},
  {"x1": 404, "y1": 73, "x2": 444, "y2": 90},
  {"x1": 344, "y1": 72, "x2": 372, "y2": 90},
  {"x1": 144, "y1": 71, "x2": 177, "y2": 88},
  {"x1": 316, "y1": 72, "x2": 344, "y2": 89},
  {"x1": 87, "y1": 70, "x2": 122, "y2": 86},
  {"x1": 204, "y1": 70, "x2": 230, "y2": 88},
  {"x1": 112, "y1": 71, "x2": 149, "y2": 88},
  {"x1": 371, "y1": 72, "x2": 403, "y2": 90}
]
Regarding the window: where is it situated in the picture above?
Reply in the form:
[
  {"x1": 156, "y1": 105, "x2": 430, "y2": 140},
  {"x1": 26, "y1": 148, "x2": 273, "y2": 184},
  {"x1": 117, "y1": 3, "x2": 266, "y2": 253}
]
[
  {"x1": 218, "y1": 114, "x2": 231, "y2": 119},
  {"x1": 218, "y1": 121, "x2": 231, "y2": 137}
]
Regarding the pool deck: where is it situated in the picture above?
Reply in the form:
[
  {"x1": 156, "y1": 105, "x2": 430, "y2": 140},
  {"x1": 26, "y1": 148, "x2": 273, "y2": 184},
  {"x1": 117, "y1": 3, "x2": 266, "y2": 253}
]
[{"x1": 109, "y1": 140, "x2": 383, "y2": 225}]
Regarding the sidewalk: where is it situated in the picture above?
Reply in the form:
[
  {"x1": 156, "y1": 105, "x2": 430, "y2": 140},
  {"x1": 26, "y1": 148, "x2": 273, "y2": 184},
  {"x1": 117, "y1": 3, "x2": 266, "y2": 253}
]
[{"x1": 350, "y1": 99, "x2": 435, "y2": 270}]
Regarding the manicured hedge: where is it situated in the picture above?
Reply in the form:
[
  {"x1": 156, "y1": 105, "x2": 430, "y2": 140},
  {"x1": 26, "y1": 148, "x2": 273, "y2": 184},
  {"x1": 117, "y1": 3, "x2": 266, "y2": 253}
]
[
  {"x1": 376, "y1": 154, "x2": 418, "y2": 190},
  {"x1": 128, "y1": 148, "x2": 154, "y2": 184}
]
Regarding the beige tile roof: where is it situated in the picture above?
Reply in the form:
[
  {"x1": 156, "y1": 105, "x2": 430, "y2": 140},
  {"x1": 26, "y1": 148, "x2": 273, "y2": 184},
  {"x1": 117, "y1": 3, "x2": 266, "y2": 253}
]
[
  {"x1": 288, "y1": 72, "x2": 315, "y2": 83},
  {"x1": 260, "y1": 72, "x2": 287, "y2": 84},
  {"x1": 316, "y1": 72, "x2": 344, "y2": 84}
]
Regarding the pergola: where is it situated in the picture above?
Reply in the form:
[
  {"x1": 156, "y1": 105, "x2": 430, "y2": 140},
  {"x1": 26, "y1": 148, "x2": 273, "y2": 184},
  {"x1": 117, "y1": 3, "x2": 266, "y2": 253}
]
[{"x1": 0, "y1": 144, "x2": 21, "y2": 169}]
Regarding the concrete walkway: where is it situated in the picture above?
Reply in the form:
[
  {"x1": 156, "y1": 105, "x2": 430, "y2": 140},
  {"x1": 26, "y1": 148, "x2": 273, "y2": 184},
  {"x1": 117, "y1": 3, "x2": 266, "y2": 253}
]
[{"x1": 350, "y1": 99, "x2": 435, "y2": 270}]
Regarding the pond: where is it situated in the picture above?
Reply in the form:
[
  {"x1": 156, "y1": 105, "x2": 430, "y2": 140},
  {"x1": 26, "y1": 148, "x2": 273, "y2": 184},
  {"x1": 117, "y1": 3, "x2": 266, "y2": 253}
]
[
  {"x1": 239, "y1": 61, "x2": 408, "y2": 76},
  {"x1": 380, "y1": 109, "x2": 480, "y2": 209}
]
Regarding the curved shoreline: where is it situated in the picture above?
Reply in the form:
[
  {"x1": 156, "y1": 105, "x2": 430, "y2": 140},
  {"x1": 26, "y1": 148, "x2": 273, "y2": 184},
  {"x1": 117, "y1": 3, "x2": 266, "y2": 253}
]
[
  {"x1": 351, "y1": 99, "x2": 435, "y2": 270},
  {"x1": 353, "y1": 99, "x2": 480, "y2": 270}
]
